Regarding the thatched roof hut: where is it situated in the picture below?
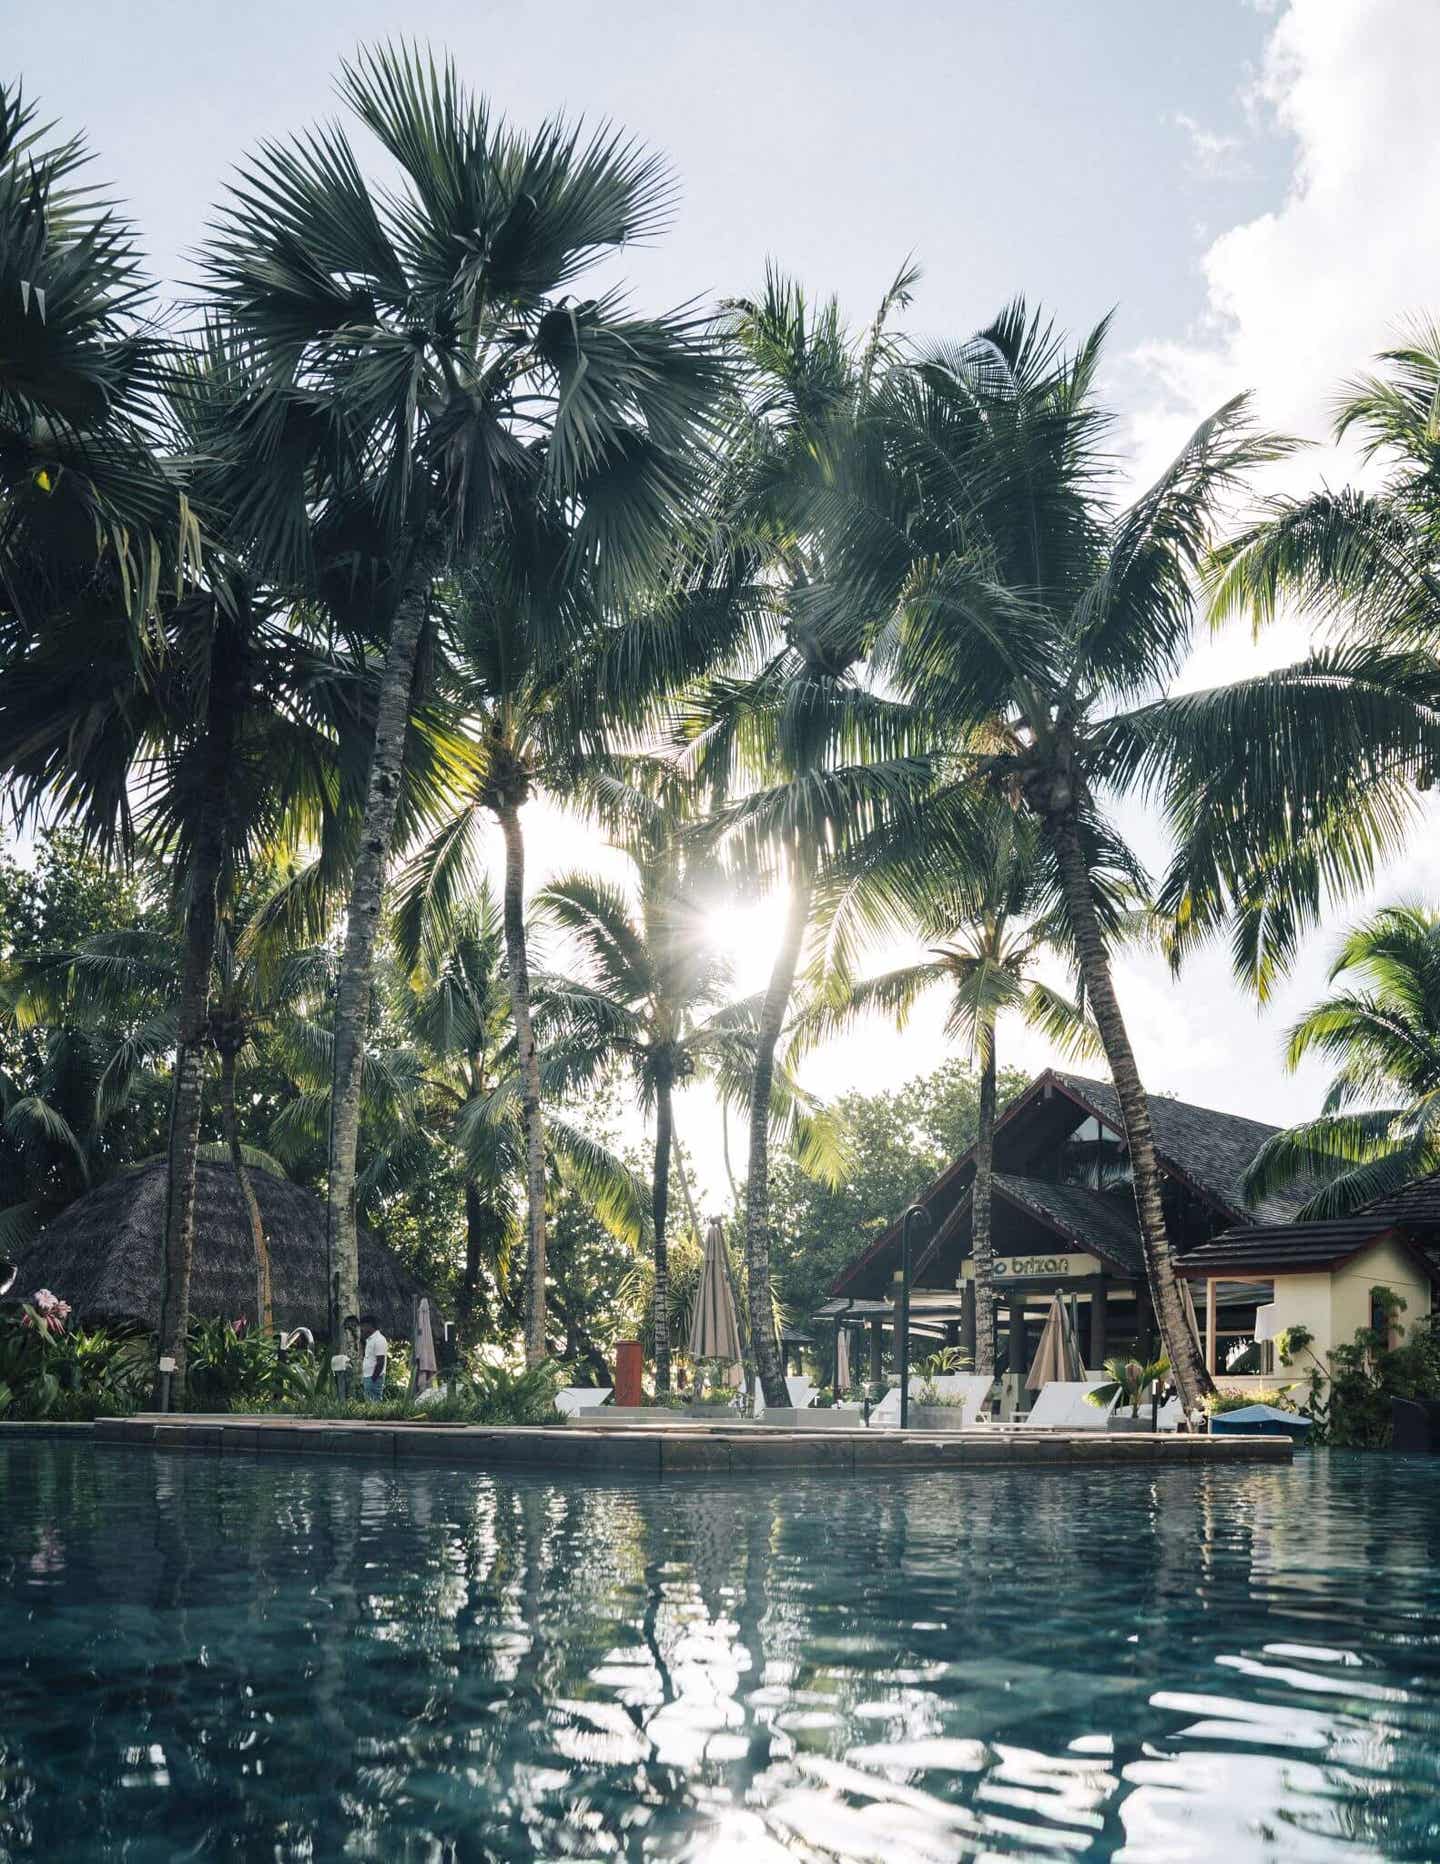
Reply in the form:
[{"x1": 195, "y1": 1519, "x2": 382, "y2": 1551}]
[{"x1": 8, "y1": 1159, "x2": 432, "y2": 1338}]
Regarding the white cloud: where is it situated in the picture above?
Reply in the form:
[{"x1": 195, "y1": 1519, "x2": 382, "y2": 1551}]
[
  {"x1": 1171, "y1": 111, "x2": 1249, "y2": 181},
  {"x1": 1135, "y1": 0, "x2": 1440, "y2": 487}
]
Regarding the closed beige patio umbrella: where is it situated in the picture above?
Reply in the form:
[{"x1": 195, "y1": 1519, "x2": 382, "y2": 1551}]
[
  {"x1": 1026, "y1": 1292, "x2": 1085, "y2": 1391},
  {"x1": 835, "y1": 1325, "x2": 851, "y2": 1391},
  {"x1": 689, "y1": 1218, "x2": 743, "y2": 1379}
]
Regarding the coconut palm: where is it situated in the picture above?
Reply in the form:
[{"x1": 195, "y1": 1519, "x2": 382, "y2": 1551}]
[
  {"x1": 679, "y1": 266, "x2": 934, "y2": 1407},
  {"x1": 536, "y1": 764, "x2": 838, "y2": 1391},
  {"x1": 390, "y1": 888, "x2": 645, "y2": 1350},
  {"x1": 1242, "y1": 906, "x2": 1440, "y2": 1216},
  {"x1": 809, "y1": 303, "x2": 1440, "y2": 1409},
  {"x1": 1207, "y1": 327, "x2": 1440, "y2": 682},
  {"x1": 803, "y1": 810, "x2": 1099, "y2": 1376},
  {"x1": 202, "y1": 42, "x2": 722, "y2": 1359}
]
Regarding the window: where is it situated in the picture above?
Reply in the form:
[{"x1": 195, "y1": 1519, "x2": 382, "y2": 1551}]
[{"x1": 1057, "y1": 1115, "x2": 1130, "y2": 1191}]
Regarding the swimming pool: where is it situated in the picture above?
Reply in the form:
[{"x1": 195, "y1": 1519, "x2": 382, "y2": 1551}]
[{"x1": 2, "y1": 1442, "x2": 1438, "y2": 1859}]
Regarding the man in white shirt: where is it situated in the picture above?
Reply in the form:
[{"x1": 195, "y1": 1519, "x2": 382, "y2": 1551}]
[{"x1": 360, "y1": 1315, "x2": 388, "y2": 1402}]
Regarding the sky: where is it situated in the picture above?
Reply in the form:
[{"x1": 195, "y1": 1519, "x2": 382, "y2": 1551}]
[{"x1": 12, "y1": 0, "x2": 1440, "y2": 1208}]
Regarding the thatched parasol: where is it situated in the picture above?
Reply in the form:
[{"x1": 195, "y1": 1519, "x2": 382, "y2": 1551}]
[{"x1": 7, "y1": 1159, "x2": 431, "y2": 1338}]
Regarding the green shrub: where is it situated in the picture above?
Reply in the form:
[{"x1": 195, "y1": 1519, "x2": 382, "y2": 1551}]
[
  {"x1": 1205, "y1": 1387, "x2": 1297, "y2": 1415},
  {"x1": 0, "y1": 1297, "x2": 150, "y2": 1419}
]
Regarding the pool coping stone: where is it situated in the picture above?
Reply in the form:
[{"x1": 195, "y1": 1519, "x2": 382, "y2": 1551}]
[{"x1": 61, "y1": 1414, "x2": 1298, "y2": 1476}]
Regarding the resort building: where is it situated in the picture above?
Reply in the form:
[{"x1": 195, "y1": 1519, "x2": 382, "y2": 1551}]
[{"x1": 825, "y1": 1068, "x2": 1439, "y2": 1398}]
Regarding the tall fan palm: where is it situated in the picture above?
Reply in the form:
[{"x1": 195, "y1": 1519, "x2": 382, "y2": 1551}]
[
  {"x1": 812, "y1": 303, "x2": 1440, "y2": 1410},
  {"x1": 203, "y1": 43, "x2": 722, "y2": 1361},
  {"x1": 0, "y1": 81, "x2": 178, "y2": 639},
  {"x1": 804, "y1": 811, "x2": 1098, "y2": 1376},
  {"x1": 683, "y1": 267, "x2": 934, "y2": 1407},
  {"x1": 1243, "y1": 906, "x2": 1440, "y2": 1217}
]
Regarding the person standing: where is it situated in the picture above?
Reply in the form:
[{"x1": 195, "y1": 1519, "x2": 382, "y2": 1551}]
[{"x1": 360, "y1": 1315, "x2": 388, "y2": 1403}]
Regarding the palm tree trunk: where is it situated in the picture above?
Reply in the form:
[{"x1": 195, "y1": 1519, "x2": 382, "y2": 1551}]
[
  {"x1": 220, "y1": 1047, "x2": 271, "y2": 1332},
  {"x1": 154, "y1": 627, "x2": 240, "y2": 1406},
  {"x1": 971, "y1": 1030, "x2": 998, "y2": 1378},
  {"x1": 497, "y1": 798, "x2": 549, "y2": 1366},
  {"x1": 1044, "y1": 811, "x2": 1214, "y2": 1411},
  {"x1": 459, "y1": 1180, "x2": 485, "y2": 1351},
  {"x1": 744, "y1": 853, "x2": 813, "y2": 1410},
  {"x1": 652, "y1": 1077, "x2": 673, "y2": 1394},
  {"x1": 327, "y1": 549, "x2": 436, "y2": 1364}
]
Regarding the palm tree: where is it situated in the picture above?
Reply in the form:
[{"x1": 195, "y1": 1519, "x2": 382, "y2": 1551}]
[
  {"x1": 396, "y1": 890, "x2": 646, "y2": 1353},
  {"x1": 0, "y1": 81, "x2": 176, "y2": 640},
  {"x1": 12, "y1": 906, "x2": 334, "y2": 1333},
  {"x1": 534, "y1": 763, "x2": 838, "y2": 1393},
  {"x1": 804, "y1": 811, "x2": 1097, "y2": 1377},
  {"x1": 811, "y1": 303, "x2": 1440, "y2": 1410},
  {"x1": 1243, "y1": 906, "x2": 1440, "y2": 1216},
  {"x1": 203, "y1": 43, "x2": 722, "y2": 1362},
  {"x1": 681, "y1": 267, "x2": 931, "y2": 1407},
  {"x1": 1208, "y1": 327, "x2": 1440, "y2": 676}
]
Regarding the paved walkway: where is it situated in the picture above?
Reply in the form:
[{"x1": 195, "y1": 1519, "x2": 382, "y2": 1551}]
[{"x1": 64, "y1": 1414, "x2": 1298, "y2": 1476}]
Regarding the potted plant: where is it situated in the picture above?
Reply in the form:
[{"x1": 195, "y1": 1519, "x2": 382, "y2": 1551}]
[
  {"x1": 685, "y1": 1358, "x2": 743, "y2": 1419},
  {"x1": 909, "y1": 1346, "x2": 975, "y2": 1431},
  {"x1": 1086, "y1": 1356, "x2": 1170, "y2": 1431}
]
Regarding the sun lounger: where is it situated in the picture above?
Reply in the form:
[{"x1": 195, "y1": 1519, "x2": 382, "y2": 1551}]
[
  {"x1": 785, "y1": 1376, "x2": 817, "y2": 1409},
  {"x1": 555, "y1": 1386, "x2": 612, "y2": 1418},
  {"x1": 1000, "y1": 1376, "x2": 1111, "y2": 1430}
]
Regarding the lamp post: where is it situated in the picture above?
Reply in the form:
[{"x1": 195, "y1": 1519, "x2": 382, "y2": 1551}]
[{"x1": 899, "y1": 1201, "x2": 929, "y2": 1429}]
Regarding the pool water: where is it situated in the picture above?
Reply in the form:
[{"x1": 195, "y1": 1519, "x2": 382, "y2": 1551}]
[{"x1": 2, "y1": 1445, "x2": 1439, "y2": 1860}]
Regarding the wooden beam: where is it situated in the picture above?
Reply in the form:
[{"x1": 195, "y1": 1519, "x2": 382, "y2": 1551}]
[
  {"x1": 1089, "y1": 1277, "x2": 1108, "y2": 1369},
  {"x1": 1205, "y1": 1278, "x2": 1218, "y2": 1376}
]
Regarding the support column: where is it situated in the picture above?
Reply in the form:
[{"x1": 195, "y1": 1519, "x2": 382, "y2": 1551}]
[
  {"x1": 961, "y1": 1282, "x2": 976, "y2": 1365},
  {"x1": 869, "y1": 1317, "x2": 884, "y2": 1383},
  {"x1": 1205, "y1": 1278, "x2": 1218, "y2": 1375},
  {"x1": 1089, "y1": 1277, "x2": 1108, "y2": 1370},
  {"x1": 1007, "y1": 1302, "x2": 1026, "y2": 1377}
]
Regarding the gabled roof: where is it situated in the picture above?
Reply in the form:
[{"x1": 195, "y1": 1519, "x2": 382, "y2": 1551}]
[
  {"x1": 1174, "y1": 1218, "x2": 1440, "y2": 1282},
  {"x1": 831, "y1": 1066, "x2": 1301, "y2": 1297},
  {"x1": 989, "y1": 1174, "x2": 1144, "y2": 1276},
  {"x1": 1176, "y1": 1166, "x2": 1440, "y2": 1281},
  {"x1": 913, "y1": 1173, "x2": 1144, "y2": 1281},
  {"x1": 1046, "y1": 1072, "x2": 1311, "y2": 1226}
]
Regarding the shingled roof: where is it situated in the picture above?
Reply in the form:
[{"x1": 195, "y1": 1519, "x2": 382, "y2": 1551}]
[
  {"x1": 1176, "y1": 1166, "x2": 1440, "y2": 1280},
  {"x1": 1047, "y1": 1072, "x2": 1313, "y2": 1226},
  {"x1": 989, "y1": 1173, "x2": 1144, "y2": 1275},
  {"x1": 831, "y1": 1066, "x2": 1309, "y2": 1298}
]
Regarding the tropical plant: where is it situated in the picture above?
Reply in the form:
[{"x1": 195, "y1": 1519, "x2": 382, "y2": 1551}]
[
  {"x1": 1085, "y1": 1353, "x2": 1170, "y2": 1418},
  {"x1": 203, "y1": 43, "x2": 723, "y2": 1362},
  {"x1": 804, "y1": 807, "x2": 1099, "y2": 1377},
  {"x1": 679, "y1": 265, "x2": 931, "y2": 1407},
  {"x1": 1242, "y1": 906, "x2": 1440, "y2": 1216},
  {"x1": 1207, "y1": 325, "x2": 1440, "y2": 690},
  {"x1": 0, "y1": 80, "x2": 175, "y2": 640},
  {"x1": 811, "y1": 302, "x2": 1440, "y2": 1410},
  {"x1": 0, "y1": 1292, "x2": 150, "y2": 1419},
  {"x1": 381, "y1": 887, "x2": 646, "y2": 1352},
  {"x1": 537, "y1": 763, "x2": 839, "y2": 1390}
]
